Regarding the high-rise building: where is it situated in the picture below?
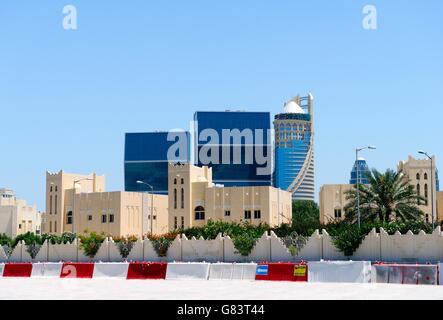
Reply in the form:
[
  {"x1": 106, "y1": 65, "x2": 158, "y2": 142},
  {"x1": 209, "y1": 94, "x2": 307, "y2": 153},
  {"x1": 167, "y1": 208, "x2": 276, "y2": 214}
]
[
  {"x1": 124, "y1": 132, "x2": 190, "y2": 194},
  {"x1": 193, "y1": 111, "x2": 272, "y2": 187},
  {"x1": 350, "y1": 158, "x2": 371, "y2": 185},
  {"x1": 274, "y1": 94, "x2": 315, "y2": 200}
]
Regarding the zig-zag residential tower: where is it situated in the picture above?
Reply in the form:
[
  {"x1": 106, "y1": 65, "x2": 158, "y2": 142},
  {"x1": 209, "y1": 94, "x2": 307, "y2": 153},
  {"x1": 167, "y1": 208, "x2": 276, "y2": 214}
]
[{"x1": 274, "y1": 94, "x2": 315, "y2": 200}]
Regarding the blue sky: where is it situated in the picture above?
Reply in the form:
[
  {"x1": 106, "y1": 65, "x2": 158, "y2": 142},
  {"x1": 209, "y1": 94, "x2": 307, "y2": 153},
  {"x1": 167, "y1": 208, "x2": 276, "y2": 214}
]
[{"x1": 1, "y1": 1, "x2": 442, "y2": 211}]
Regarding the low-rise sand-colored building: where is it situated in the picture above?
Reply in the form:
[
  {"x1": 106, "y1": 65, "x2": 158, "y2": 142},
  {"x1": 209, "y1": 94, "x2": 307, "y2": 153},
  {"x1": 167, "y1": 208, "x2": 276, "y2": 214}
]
[
  {"x1": 0, "y1": 188, "x2": 42, "y2": 237},
  {"x1": 168, "y1": 163, "x2": 292, "y2": 230},
  {"x1": 44, "y1": 171, "x2": 168, "y2": 237}
]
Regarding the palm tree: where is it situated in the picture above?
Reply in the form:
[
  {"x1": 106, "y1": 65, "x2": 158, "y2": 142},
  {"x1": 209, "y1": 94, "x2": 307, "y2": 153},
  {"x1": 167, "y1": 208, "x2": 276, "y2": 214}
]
[{"x1": 344, "y1": 168, "x2": 425, "y2": 223}]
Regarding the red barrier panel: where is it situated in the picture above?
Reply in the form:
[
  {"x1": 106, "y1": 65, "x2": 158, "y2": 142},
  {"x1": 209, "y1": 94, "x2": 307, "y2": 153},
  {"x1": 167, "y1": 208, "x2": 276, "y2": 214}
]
[
  {"x1": 255, "y1": 262, "x2": 308, "y2": 282},
  {"x1": 127, "y1": 262, "x2": 167, "y2": 280},
  {"x1": 3, "y1": 263, "x2": 33, "y2": 278},
  {"x1": 60, "y1": 263, "x2": 95, "y2": 278}
]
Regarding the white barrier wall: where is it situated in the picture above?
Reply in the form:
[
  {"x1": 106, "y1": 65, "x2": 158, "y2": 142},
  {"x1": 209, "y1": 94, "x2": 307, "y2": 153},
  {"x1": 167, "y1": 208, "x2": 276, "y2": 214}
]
[
  {"x1": 31, "y1": 263, "x2": 63, "y2": 278},
  {"x1": 309, "y1": 261, "x2": 371, "y2": 283},
  {"x1": 2, "y1": 228, "x2": 443, "y2": 263},
  {"x1": 0, "y1": 263, "x2": 4, "y2": 276},
  {"x1": 93, "y1": 262, "x2": 129, "y2": 279},
  {"x1": 166, "y1": 262, "x2": 210, "y2": 280},
  {"x1": 439, "y1": 263, "x2": 443, "y2": 286},
  {"x1": 209, "y1": 263, "x2": 257, "y2": 280}
]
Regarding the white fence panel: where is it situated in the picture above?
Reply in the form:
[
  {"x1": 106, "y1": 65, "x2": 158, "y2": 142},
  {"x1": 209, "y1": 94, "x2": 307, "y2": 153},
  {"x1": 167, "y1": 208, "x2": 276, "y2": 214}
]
[
  {"x1": 209, "y1": 263, "x2": 257, "y2": 280},
  {"x1": 93, "y1": 262, "x2": 129, "y2": 278},
  {"x1": 31, "y1": 263, "x2": 63, "y2": 278},
  {"x1": 166, "y1": 262, "x2": 210, "y2": 280},
  {"x1": 308, "y1": 261, "x2": 371, "y2": 283}
]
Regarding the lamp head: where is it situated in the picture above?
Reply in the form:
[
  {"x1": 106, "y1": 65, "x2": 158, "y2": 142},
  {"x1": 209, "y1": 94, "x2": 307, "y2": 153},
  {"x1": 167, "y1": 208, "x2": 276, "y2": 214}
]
[
  {"x1": 136, "y1": 180, "x2": 144, "y2": 184},
  {"x1": 368, "y1": 146, "x2": 377, "y2": 150}
]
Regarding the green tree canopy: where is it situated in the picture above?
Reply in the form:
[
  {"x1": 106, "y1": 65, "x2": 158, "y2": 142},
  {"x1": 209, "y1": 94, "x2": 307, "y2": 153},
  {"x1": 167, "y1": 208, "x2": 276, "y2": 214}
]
[{"x1": 344, "y1": 168, "x2": 425, "y2": 223}]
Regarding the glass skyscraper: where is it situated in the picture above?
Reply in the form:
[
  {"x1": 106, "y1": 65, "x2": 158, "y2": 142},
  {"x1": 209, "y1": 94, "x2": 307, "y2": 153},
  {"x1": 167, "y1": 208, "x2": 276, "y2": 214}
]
[
  {"x1": 124, "y1": 131, "x2": 190, "y2": 194},
  {"x1": 274, "y1": 94, "x2": 315, "y2": 200},
  {"x1": 194, "y1": 111, "x2": 272, "y2": 187},
  {"x1": 350, "y1": 158, "x2": 371, "y2": 185}
]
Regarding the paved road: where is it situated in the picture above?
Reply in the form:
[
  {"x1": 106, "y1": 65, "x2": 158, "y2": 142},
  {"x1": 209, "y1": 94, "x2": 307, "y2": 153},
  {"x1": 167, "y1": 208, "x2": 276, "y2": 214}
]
[{"x1": 1, "y1": 278, "x2": 443, "y2": 300}]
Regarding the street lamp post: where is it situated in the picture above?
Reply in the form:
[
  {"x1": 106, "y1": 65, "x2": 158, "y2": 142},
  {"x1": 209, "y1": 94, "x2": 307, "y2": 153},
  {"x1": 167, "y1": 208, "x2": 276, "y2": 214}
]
[
  {"x1": 72, "y1": 178, "x2": 93, "y2": 234},
  {"x1": 355, "y1": 146, "x2": 376, "y2": 228},
  {"x1": 137, "y1": 181, "x2": 154, "y2": 236},
  {"x1": 418, "y1": 151, "x2": 435, "y2": 229}
]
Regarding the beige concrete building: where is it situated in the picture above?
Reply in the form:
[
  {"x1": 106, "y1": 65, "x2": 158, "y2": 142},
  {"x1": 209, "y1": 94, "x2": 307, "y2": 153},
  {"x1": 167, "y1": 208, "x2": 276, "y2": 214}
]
[
  {"x1": 44, "y1": 171, "x2": 168, "y2": 237},
  {"x1": 73, "y1": 191, "x2": 168, "y2": 237},
  {"x1": 320, "y1": 155, "x2": 440, "y2": 224},
  {"x1": 436, "y1": 192, "x2": 443, "y2": 222},
  {"x1": 398, "y1": 156, "x2": 437, "y2": 223},
  {"x1": 0, "y1": 188, "x2": 42, "y2": 237},
  {"x1": 168, "y1": 163, "x2": 292, "y2": 230},
  {"x1": 44, "y1": 171, "x2": 106, "y2": 235},
  {"x1": 319, "y1": 184, "x2": 353, "y2": 223}
]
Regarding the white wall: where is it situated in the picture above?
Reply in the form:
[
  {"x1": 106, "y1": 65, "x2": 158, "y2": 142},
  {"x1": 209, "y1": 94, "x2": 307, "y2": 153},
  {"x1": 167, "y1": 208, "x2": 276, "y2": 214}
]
[{"x1": 1, "y1": 228, "x2": 443, "y2": 263}]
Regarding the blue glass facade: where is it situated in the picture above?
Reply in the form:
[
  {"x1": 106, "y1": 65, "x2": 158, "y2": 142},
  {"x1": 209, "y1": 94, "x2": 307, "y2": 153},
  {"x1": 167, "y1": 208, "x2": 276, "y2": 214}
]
[
  {"x1": 124, "y1": 132, "x2": 190, "y2": 194},
  {"x1": 273, "y1": 95, "x2": 315, "y2": 200},
  {"x1": 194, "y1": 111, "x2": 272, "y2": 186},
  {"x1": 350, "y1": 159, "x2": 370, "y2": 185}
]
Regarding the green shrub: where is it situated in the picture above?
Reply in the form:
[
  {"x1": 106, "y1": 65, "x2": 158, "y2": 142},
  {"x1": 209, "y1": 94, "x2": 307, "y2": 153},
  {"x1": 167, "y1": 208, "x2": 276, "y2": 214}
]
[
  {"x1": 79, "y1": 232, "x2": 106, "y2": 258},
  {"x1": 113, "y1": 235, "x2": 138, "y2": 259}
]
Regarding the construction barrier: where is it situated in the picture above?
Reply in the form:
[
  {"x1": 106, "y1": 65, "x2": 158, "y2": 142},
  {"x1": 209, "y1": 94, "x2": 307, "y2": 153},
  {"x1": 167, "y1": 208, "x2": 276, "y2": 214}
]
[
  {"x1": 308, "y1": 261, "x2": 371, "y2": 283},
  {"x1": 0, "y1": 263, "x2": 4, "y2": 277},
  {"x1": 127, "y1": 262, "x2": 167, "y2": 280},
  {"x1": 166, "y1": 262, "x2": 211, "y2": 280},
  {"x1": 3, "y1": 263, "x2": 33, "y2": 278},
  {"x1": 255, "y1": 262, "x2": 308, "y2": 282},
  {"x1": 208, "y1": 263, "x2": 257, "y2": 280},
  {"x1": 439, "y1": 263, "x2": 443, "y2": 285},
  {"x1": 60, "y1": 263, "x2": 95, "y2": 279},
  {"x1": 31, "y1": 263, "x2": 63, "y2": 278},
  {"x1": 93, "y1": 263, "x2": 130, "y2": 279},
  {"x1": 372, "y1": 263, "x2": 438, "y2": 285}
]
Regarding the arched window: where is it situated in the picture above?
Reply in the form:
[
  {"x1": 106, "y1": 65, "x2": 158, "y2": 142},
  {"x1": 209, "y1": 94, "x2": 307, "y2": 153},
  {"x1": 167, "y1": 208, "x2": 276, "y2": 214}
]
[
  {"x1": 50, "y1": 186, "x2": 53, "y2": 192},
  {"x1": 417, "y1": 184, "x2": 421, "y2": 205},
  {"x1": 195, "y1": 206, "x2": 205, "y2": 220},
  {"x1": 174, "y1": 189, "x2": 177, "y2": 209},
  {"x1": 181, "y1": 188, "x2": 184, "y2": 209},
  {"x1": 174, "y1": 178, "x2": 177, "y2": 185},
  {"x1": 49, "y1": 195, "x2": 53, "y2": 214},
  {"x1": 181, "y1": 178, "x2": 184, "y2": 185},
  {"x1": 67, "y1": 211, "x2": 73, "y2": 225},
  {"x1": 416, "y1": 173, "x2": 420, "y2": 180},
  {"x1": 424, "y1": 173, "x2": 428, "y2": 180},
  {"x1": 54, "y1": 195, "x2": 58, "y2": 214}
]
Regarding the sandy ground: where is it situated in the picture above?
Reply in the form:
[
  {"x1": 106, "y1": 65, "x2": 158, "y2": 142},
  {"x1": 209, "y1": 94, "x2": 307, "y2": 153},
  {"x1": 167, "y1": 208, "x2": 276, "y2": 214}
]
[{"x1": 1, "y1": 278, "x2": 443, "y2": 300}]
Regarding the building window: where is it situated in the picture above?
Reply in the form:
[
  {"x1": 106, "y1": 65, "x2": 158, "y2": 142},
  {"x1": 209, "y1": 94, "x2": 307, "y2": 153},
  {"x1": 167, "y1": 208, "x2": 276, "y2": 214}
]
[
  {"x1": 50, "y1": 195, "x2": 52, "y2": 214},
  {"x1": 181, "y1": 178, "x2": 184, "y2": 185},
  {"x1": 174, "y1": 178, "x2": 177, "y2": 185},
  {"x1": 195, "y1": 206, "x2": 205, "y2": 220},
  {"x1": 88, "y1": 215, "x2": 92, "y2": 221},
  {"x1": 54, "y1": 195, "x2": 57, "y2": 214},
  {"x1": 254, "y1": 210, "x2": 261, "y2": 219},
  {"x1": 109, "y1": 214, "x2": 114, "y2": 223},
  {"x1": 102, "y1": 215, "x2": 107, "y2": 223},
  {"x1": 181, "y1": 216, "x2": 185, "y2": 229},
  {"x1": 49, "y1": 221, "x2": 52, "y2": 233},
  {"x1": 424, "y1": 173, "x2": 428, "y2": 180},
  {"x1": 225, "y1": 210, "x2": 231, "y2": 217},
  {"x1": 417, "y1": 184, "x2": 421, "y2": 204},
  {"x1": 334, "y1": 209, "x2": 342, "y2": 218},
  {"x1": 244, "y1": 210, "x2": 251, "y2": 219},
  {"x1": 54, "y1": 221, "x2": 57, "y2": 233},
  {"x1": 50, "y1": 186, "x2": 53, "y2": 192},
  {"x1": 66, "y1": 211, "x2": 73, "y2": 225},
  {"x1": 181, "y1": 188, "x2": 184, "y2": 209},
  {"x1": 426, "y1": 214, "x2": 429, "y2": 223},
  {"x1": 174, "y1": 189, "x2": 177, "y2": 209},
  {"x1": 19, "y1": 224, "x2": 22, "y2": 229},
  {"x1": 174, "y1": 217, "x2": 178, "y2": 230},
  {"x1": 416, "y1": 173, "x2": 420, "y2": 180}
]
